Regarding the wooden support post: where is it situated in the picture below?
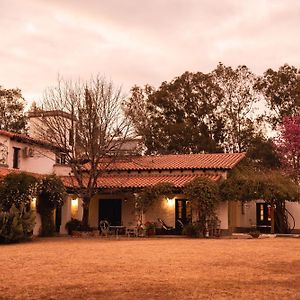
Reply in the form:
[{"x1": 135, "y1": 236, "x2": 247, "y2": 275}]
[{"x1": 270, "y1": 203, "x2": 275, "y2": 234}]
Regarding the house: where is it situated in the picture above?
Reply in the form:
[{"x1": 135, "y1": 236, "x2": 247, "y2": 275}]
[
  {"x1": 57, "y1": 152, "x2": 245, "y2": 235},
  {"x1": 1, "y1": 125, "x2": 299, "y2": 235}
]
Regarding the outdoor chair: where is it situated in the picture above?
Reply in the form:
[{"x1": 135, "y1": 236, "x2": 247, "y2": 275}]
[
  {"x1": 126, "y1": 226, "x2": 139, "y2": 237},
  {"x1": 99, "y1": 220, "x2": 110, "y2": 237},
  {"x1": 177, "y1": 219, "x2": 184, "y2": 229},
  {"x1": 157, "y1": 218, "x2": 174, "y2": 234}
]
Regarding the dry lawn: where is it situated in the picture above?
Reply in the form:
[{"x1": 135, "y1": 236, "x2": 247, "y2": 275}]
[{"x1": 0, "y1": 236, "x2": 300, "y2": 300}]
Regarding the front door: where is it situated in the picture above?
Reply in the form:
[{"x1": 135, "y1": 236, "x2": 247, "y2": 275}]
[
  {"x1": 99, "y1": 199, "x2": 122, "y2": 226},
  {"x1": 256, "y1": 203, "x2": 271, "y2": 233},
  {"x1": 175, "y1": 199, "x2": 192, "y2": 231}
]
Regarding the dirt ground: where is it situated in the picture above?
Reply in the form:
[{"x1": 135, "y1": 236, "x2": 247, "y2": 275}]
[{"x1": 0, "y1": 236, "x2": 299, "y2": 300}]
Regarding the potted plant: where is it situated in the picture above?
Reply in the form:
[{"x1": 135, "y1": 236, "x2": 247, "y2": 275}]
[
  {"x1": 182, "y1": 223, "x2": 201, "y2": 238},
  {"x1": 65, "y1": 218, "x2": 81, "y2": 235},
  {"x1": 144, "y1": 221, "x2": 156, "y2": 237},
  {"x1": 249, "y1": 228, "x2": 260, "y2": 238}
]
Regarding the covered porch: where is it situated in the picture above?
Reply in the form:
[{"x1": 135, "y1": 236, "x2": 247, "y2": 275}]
[{"x1": 60, "y1": 172, "x2": 229, "y2": 235}]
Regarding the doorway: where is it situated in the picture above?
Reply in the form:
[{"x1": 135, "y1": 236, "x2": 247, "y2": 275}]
[
  {"x1": 175, "y1": 199, "x2": 192, "y2": 231},
  {"x1": 256, "y1": 203, "x2": 271, "y2": 233},
  {"x1": 99, "y1": 199, "x2": 122, "y2": 226}
]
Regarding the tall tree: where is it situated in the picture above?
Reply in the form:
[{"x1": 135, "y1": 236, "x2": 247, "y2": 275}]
[
  {"x1": 256, "y1": 64, "x2": 300, "y2": 128},
  {"x1": 0, "y1": 86, "x2": 27, "y2": 133},
  {"x1": 211, "y1": 63, "x2": 260, "y2": 152},
  {"x1": 275, "y1": 115, "x2": 300, "y2": 183},
  {"x1": 124, "y1": 71, "x2": 225, "y2": 154},
  {"x1": 246, "y1": 135, "x2": 281, "y2": 170},
  {"x1": 34, "y1": 76, "x2": 132, "y2": 226}
]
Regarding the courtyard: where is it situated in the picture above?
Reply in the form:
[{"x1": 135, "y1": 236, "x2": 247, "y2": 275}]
[{"x1": 0, "y1": 237, "x2": 300, "y2": 299}]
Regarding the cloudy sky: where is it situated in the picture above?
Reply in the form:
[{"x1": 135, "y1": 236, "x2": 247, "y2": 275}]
[{"x1": 1, "y1": 0, "x2": 300, "y2": 105}]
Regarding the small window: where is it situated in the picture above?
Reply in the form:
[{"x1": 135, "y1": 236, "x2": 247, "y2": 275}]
[
  {"x1": 13, "y1": 147, "x2": 20, "y2": 169},
  {"x1": 56, "y1": 153, "x2": 67, "y2": 165}
]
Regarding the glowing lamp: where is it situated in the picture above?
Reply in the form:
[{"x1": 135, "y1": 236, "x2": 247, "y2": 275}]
[
  {"x1": 166, "y1": 197, "x2": 175, "y2": 206},
  {"x1": 71, "y1": 198, "x2": 79, "y2": 218},
  {"x1": 31, "y1": 197, "x2": 37, "y2": 210}
]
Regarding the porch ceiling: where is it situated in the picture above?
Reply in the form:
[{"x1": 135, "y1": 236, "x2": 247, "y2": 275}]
[{"x1": 60, "y1": 173, "x2": 221, "y2": 189}]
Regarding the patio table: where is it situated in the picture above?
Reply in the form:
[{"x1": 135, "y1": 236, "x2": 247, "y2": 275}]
[{"x1": 109, "y1": 225, "x2": 125, "y2": 238}]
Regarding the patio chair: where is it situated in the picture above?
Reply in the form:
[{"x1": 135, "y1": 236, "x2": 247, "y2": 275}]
[
  {"x1": 157, "y1": 218, "x2": 174, "y2": 234},
  {"x1": 126, "y1": 226, "x2": 138, "y2": 237},
  {"x1": 99, "y1": 220, "x2": 110, "y2": 237},
  {"x1": 177, "y1": 219, "x2": 184, "y2": 229}
]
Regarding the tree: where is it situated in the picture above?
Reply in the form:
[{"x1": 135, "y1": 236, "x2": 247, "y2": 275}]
[
  {"x1": 37, "y1": 175, "x2": 66, "y2": 236},
  {"x1": 256, "y1": 64, "x2": 300, "y2": 128},
  {"x1": 275, "y1": 115, "x2": 300, "y2": 183},
  {"x1": 125, "y1": 72, "x2": 225, "y2": 154},
  {"x1": 0, "y1": 173, "x2": 37, "y2": 211},
  {"x1": 0, "y1": 86, "x2": 27, "y2": 133},
  {"x1": 35, "y1": 76, "x2": 132, "y2": 226},
  {"x1": 246, "y1": 135, "x2": 281, "y2": 170},
  {"x1": 0, "y1": 173, "x2": 37, "y2": 243},
  {"x1": 184, "y1": 177, "x2": 220, "y2": 231},
  {"x1": 211, "y1": 63, "x2": 260, "y2": 152}
]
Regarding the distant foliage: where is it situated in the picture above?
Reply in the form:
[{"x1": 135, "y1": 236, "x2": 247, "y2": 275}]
[
  {"x1": 256, "y1": 64, "x2": 300, "y2": 127},
  {"x1": 125, "y1": 72, "x2": 225, "y2": 154},
  {"x1": 211, "y1": 63, "x2": 259, "y2": 152},
  {"x1": 246, "y1": 135, "x2": 281, "y2": 170},
  {"x1": 0, "y1": 205, "x2": 35, "y2": 244},
  {"x1": 275, "y1": 115, "x2": 300, "y2": 183},
  {"x1": 0, "y1": 86, "x2": 27, "y2": 133}
]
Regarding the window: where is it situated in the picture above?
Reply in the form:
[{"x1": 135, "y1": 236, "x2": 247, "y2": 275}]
[
  {"x1": 56, "y1": 153, "x2": 67, "y2": 165},
  {"x1": 13, "y1": 147, "x2": 20, "y2": 169}
]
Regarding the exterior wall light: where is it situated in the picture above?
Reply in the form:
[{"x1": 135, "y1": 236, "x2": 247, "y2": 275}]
[
  {"x1": 166, "y1": 197, "x2": 175, "y2": 207},
  {"x1": 31, "y1": 197, "x2": 37, "y2": 210},
  {"x1": 71, "y1": 198, "x2": 79, "y2": 218}
]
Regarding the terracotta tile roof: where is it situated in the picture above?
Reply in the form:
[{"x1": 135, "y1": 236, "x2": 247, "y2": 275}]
[
  {"x1": 0, "y1": 129, "x2": 62, "y2": 151},
  {"x1": 93, "y1": 152, "x2": 245, "y2": 171},
  {"x1": 61, "y1": 173, "x2": 221, "y2": 189},
  {"x1": 0, "y1": 167, "x2": 44, "y2": 180}
]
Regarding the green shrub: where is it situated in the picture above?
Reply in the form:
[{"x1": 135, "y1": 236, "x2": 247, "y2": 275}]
[
  {"x1": 0, "y1": 205, "x2": 35, "y2": 243},
  {"x1": 37, "y1": 175, "x2": 66, "y2": 236},
  {"x1": 0, "y1": 173, "x2": 37, "y2": 211},
  {"x1": 144, "y1": 221, "x2": 156, "y2": 236},
  {"x1": 182, "y1": 223, "x2": 201, "y2": 238},
  {"x1": 65, "y1": 218, "x2": 82, "y2": 235}
]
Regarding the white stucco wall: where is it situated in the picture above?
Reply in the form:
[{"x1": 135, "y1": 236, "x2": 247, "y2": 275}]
[
  {"x1": 91, "y1": 193, "x2": 229, "y2": 230},
  {"x1": 232, "y1": 200, "x2": 300, "y2": 232},
  {"x1": 216, "y1": 201, "x2": 229, "y2": 230},
  {"x1": 0, "y1": 135, "x2": 56, "y2": 174},
  {"x1": 286, "y1": 201, "x2": 300, "y2": 231},
  {"x1": 145, "y1": 195, "x2": 176, "y2": 227}
]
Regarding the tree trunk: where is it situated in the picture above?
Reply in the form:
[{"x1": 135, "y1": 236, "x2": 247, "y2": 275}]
[
  {"x1": 40, "y1": 210, "x2": 55, "y2": 236},
  {"x1": 81, "y1": 196, "x2": 90, "y2": 228}
]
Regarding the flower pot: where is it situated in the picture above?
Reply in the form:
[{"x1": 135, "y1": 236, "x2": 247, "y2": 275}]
[{"x1": 249, "y1": 232, "x2": 260, "y2": 238}]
